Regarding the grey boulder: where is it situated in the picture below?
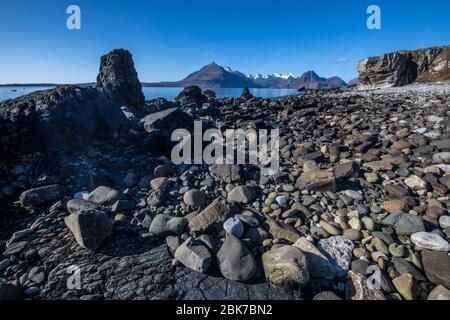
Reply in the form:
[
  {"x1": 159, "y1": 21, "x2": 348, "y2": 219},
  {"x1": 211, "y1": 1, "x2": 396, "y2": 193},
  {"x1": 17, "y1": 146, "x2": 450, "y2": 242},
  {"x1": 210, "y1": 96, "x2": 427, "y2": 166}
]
[
  {"x1": 86, "y1": 186, "x2": 119, "y2": 206},
  {"x1": 64, "y1": 209, "x2": 113, "y2": 250},
  {"x1": 149, "y1": 214, "x2": 187, "y2": 237},
  {"x1": 227, "y1": 185, "x2": 256, "y2": 204},
  {"x1": 262, "y1": 245, "x2": 310, "y2": 288},
  {"x1": 217, "y1": 235, "x2": 257, "y2": 282},
  {"x1": 174, "y1": 237, "x2": 212, "y2": 273}
]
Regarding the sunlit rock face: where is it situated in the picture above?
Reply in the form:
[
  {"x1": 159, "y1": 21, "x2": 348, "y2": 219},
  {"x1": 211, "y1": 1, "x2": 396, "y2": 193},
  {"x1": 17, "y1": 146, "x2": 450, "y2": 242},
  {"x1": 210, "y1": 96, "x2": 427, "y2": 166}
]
[{"x1": 358, "y1": 44, "x2": 450, "y2": 88}]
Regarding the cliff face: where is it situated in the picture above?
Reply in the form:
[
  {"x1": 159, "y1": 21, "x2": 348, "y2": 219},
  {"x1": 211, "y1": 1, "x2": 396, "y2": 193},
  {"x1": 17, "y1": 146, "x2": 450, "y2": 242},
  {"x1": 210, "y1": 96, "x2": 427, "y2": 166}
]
[{"x1": 358, "y1": 45, "x2": 450, "y2": 87}]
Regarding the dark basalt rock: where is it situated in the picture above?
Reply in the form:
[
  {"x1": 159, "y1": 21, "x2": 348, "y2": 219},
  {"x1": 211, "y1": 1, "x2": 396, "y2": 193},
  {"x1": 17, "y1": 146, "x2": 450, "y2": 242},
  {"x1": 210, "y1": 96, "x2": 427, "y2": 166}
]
[
  {"x1": 19, "y1": 185, "x2": 65, "y2": 207},
  {"x1": 241, "y1": 87, "x2": 253, "y2": 100},
  {"x1": 64, "y1": 209, "x2": 113, "y2": 250},
  {"x1": 0, "y1": 281, "x2": 24, "y2": 300},
  {"x1": 203, "y1": 89, "x2": 216, "y2": 98},
  {"x1": 175, "y1": 86, "x2": 207, "y2": 107},
  {"x1": 0, "y1": 85, "x2": 127, "y2": 160},
  {"x1": 96, "y1": 49, "x2": 146, "y2": 115},
  {"x1": 140, "y1": 107, "x2": 193, "y2": 135},
  {"x1": 139, "y1": 107, "x2": 193, "y2": 155}
]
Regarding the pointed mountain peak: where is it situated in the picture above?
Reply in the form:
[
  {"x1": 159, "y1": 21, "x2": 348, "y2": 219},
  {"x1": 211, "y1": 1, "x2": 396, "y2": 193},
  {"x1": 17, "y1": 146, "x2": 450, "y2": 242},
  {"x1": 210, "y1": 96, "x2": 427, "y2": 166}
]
[
  {"x1": 302, "y1": 70, "x2": 319, "y2": 76},
  {"x1": 200, "y1": 62, "x2": 224, "y2": 72},
  {"x1": 299, "y1": 70, "x2": 321, "y2": 81}
]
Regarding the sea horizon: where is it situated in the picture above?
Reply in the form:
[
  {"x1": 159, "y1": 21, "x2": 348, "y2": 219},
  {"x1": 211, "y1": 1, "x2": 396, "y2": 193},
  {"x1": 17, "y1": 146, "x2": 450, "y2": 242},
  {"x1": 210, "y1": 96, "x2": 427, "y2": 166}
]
[{"x1": 0, "y1": 85, "x2": 300, "y2": 102}]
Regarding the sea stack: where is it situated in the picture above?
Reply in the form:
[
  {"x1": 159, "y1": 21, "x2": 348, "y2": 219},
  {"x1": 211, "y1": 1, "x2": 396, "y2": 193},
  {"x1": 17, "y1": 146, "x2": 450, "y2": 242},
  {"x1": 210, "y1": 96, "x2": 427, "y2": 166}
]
[
  {"x1": 240, "y1": 87, "x2": 253, "y2": 100},
  {"x1": 96, "y1": 49, "x2": 146, "y2": 115}
]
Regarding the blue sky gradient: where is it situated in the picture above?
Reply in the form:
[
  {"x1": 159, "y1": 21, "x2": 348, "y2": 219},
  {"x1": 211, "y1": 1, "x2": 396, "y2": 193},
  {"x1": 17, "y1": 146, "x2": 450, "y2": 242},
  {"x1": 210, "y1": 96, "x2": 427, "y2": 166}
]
[{"x1": 1, "y1": 0, "x2": 450, "y2": 83}]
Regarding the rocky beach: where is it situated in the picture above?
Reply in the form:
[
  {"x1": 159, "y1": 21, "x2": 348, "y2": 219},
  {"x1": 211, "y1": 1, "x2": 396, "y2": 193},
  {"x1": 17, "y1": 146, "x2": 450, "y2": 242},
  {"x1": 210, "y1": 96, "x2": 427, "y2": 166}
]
[{"x1": 1, "y1": 47, "x2": 450, "y2": 301}]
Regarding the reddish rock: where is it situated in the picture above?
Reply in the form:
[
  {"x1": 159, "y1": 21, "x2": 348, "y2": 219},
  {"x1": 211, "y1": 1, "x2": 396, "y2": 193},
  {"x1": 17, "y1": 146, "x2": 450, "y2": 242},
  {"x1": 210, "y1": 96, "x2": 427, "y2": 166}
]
[{"x1": 381, "y1": 199, "x2": 407, "y2": 213}]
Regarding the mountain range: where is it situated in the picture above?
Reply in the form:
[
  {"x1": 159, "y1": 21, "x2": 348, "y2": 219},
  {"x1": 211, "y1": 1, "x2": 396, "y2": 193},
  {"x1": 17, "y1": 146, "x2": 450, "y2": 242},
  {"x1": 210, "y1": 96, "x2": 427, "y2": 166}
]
[{"x1": 143, "y1": 62, "x2": 347, "y2": 89}]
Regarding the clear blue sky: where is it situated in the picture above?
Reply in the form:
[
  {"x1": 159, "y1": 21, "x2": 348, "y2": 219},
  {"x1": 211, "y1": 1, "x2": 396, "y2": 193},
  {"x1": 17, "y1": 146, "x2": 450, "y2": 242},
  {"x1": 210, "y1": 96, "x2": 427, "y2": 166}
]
[{"x1": 1, "y1": 0, "x2": 449, "y2": 83}]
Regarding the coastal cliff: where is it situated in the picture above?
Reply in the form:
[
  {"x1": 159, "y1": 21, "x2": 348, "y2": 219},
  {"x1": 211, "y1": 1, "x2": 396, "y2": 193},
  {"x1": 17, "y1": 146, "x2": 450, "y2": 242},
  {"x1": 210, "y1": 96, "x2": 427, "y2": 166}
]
[{"x1": 358, "y1": 44, "x2": 450, "y2": 88}]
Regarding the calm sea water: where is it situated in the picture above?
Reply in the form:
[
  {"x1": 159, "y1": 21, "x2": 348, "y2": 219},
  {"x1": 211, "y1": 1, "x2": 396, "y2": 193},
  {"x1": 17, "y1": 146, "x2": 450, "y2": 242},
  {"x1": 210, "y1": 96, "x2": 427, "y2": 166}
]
[{"x1": 0, "y1": 86, "x2": 298, "y2": 102}]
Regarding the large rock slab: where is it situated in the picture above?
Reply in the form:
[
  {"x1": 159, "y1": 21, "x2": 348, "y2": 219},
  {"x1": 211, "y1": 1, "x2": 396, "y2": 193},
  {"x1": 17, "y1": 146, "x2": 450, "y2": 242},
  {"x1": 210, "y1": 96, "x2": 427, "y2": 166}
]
[
  {"x1": 19, "y1": 185, "x2": 65, "y2": 207},
  {"x1": 0, "y1": 85, "x2": 127, "y2": 154},
  {"x1": 217, "y1": 235, "x2": 257, "y2": 281},
  {"x1": 64, "y1": 209, "x2": 113, "y2": 250},
  {"x1": 140, "y1": 107, "x2": 193, "y2": 136},
  {"x1": 139, "y1": 107, "x2": 193, "y2": 155},
  {"x1": 96, "y1": 49, "x2": 145, "y2": 115}
]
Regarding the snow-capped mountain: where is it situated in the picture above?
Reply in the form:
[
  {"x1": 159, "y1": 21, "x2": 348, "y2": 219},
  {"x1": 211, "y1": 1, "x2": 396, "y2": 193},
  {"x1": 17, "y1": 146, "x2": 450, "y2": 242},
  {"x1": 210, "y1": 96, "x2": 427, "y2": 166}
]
[
  {"x1": 246, "y1": 72, "x2": 297, "y2": 80},
  {"x1": 146, "y1": 62, "x2": 347, "y2": 89}
]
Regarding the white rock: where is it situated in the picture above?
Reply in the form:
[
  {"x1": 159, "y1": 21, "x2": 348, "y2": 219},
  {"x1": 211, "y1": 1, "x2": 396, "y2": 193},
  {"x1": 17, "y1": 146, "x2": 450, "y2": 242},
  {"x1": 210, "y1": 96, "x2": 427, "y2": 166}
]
[
  {"x1": 439, "y1": 215, "x2": 450, "y2": 229},
  {"x1": 404, "y1": 175, "x2": 427, "y2": 191},
  {"x1": 413, "y1": 128, "x2": 427, "y2": 134},
  {"x1": 411, "y1": 232, "x2": 450, "y2": 252},
  {"x1": 435, "y1": 164, "x2": 450, "y2": 173},
  {"x1": 343, "y1": 190, "x2": 364, "y2": 201},
  {"x1": 223, "y1": 217, "x2": 244, "y2": 238},
  {"x1": 427, "y1": 115, "x2": 444, "y2": 123},
  {"x1": 424, "y1": 132, "x2": 442, "y2": 139},
  {"x1": 433, "y1": 152, "x2": 450, "y2": 164},
  {"x1": 74, "y1": 191, "x2": 89, "y2": 200},
  {"x1": 86, "y1": 186, "x2": 119, "y2": 205},
  {"x1": 275, "y1": 195, "x2": 288, "y2": 208}
]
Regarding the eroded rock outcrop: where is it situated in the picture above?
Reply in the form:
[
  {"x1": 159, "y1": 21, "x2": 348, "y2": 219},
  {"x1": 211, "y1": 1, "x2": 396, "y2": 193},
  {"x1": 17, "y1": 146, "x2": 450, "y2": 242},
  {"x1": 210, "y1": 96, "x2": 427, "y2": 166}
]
[
  {"x1": 0, "y1": 85, "x2": 127, "y2": 159},
  {"x1": 175, "y1": 86, "x2": 207, "y2": 107},
  {"x1": 96, "y1": 49, "x2": 146, "y2": 115},
  {"x1": 358, "y1": 45, "x2": 450, "y2": 87}
]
